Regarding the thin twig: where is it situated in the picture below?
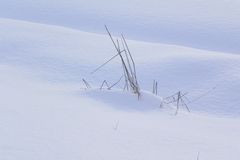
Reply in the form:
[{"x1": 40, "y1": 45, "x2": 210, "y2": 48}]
[
  {"x1": 82, "y1": 78, "x2": 91, "y2": 89},
  {"x1": 175, "y1": 91, "x2": 181, "y2": 115},
  {"x1": 100, "y1": 80, "x2": 110, "y2": 90},
  {"x1": 197, "y1": 152, "x2": 200, "y2": 160},
  {"x1": 122, "y1": 35, "x2": 137, "y2": 82},
  {"x1": 91, "y1": 50, "x2": 125, "y2": 74},
  {"x1": 108, "y1": 76, "x2": 124, "y2": 89},
  {"x1": 189, "y1": 86, "x2": 217, "y2": 104}
]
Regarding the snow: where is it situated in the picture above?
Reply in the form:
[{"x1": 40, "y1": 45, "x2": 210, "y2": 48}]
[
  {"x1": 1, "y1": 18, "x2": 240, "y2": 116},
  {"x1": 0, "y1": 64, "x2": 240, "y2": 160},
  {"x1": 0, "y1": 0, "x2": 240, "y2": 53},
  {"x1": 0, "y1": 3, "x2": 240, "y2": 159}
]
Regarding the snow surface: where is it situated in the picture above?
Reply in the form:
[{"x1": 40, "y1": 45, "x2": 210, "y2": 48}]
[
  {"x1": 1, "y1": 64, "x2": 240, "y2": 160},
  {"x1": 1, "y1": 18, "x2": 240, "y2": 116},
  {"x1": 0, "y1": 4, "x2": 240, "y2": 160},
  {"x1": 0, "y1": 64, "x2": 240, "y2": 160},
  {"x1": 0, "y1": 0, "x2": 240, "y2": 53}
]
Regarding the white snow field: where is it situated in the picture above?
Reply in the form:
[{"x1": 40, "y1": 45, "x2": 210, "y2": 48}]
[
  {"x1": 0, "y1": 0, "x2": 240, "y2": 53},
  {"x1": 1, "y1": 18, "x2": 240, "y2": 116},
  {"x1": 0, "y1": 18, "x2": 240, "y2": 160}
]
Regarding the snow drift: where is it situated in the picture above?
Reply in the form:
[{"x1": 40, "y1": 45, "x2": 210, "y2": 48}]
[
  {"x1": 1, "y1": 18, "x2": 240, "y2": 116},
  {"x1": 0, "y1": 17, "x2": 240, "y2": 160}
]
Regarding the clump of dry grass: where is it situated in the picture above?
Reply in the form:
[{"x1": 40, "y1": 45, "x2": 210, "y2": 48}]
[
  {"x1": 92, "y1": 25, "x2": 141, "y2": 98},
  {"x1": 161, "y1": 91, "x2": 190, "y2": 115}
]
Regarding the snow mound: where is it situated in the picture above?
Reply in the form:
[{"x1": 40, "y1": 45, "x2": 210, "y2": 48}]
[
  {"x1": 1, "y1": 18, "x2": 240, "y2": 117},
  {"x1": 79, "y1": 89, "x2": 169, "y2": 112},
  {"x1": 1, "y1": 0, "x2": 240, "y2": 53}
]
